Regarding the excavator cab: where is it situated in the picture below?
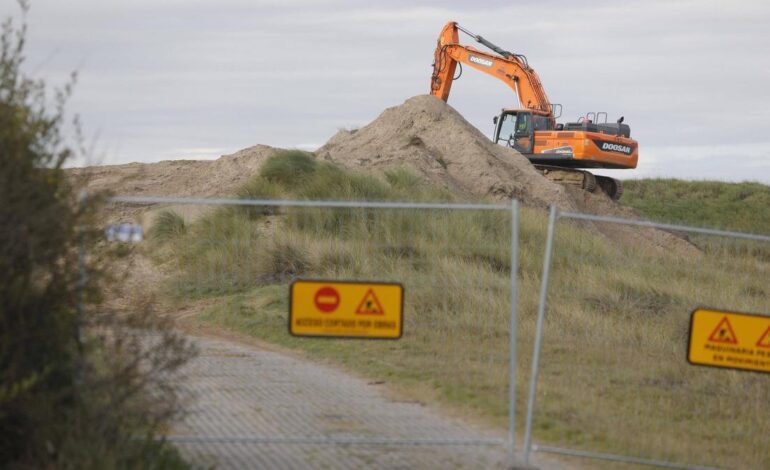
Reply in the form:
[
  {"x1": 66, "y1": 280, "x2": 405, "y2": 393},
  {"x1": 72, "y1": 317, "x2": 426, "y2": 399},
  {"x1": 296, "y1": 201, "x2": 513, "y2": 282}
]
[
  {"x1": 492, "y1": 108, "x2": 629, "y2": 200},
  {"x1": 493, "y1": 110, "x2": 552, "y2": 154}
]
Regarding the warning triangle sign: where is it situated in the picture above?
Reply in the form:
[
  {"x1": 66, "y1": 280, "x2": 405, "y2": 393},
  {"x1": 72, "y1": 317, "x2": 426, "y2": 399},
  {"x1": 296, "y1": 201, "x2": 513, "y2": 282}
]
[
  {"x1": 756, "y1": 326, "x2": 770, "y2": 349},
  {"x1": 707, "y1": 316, "x2": 738, "y2": 344},
  {"x1": 355, "y1": 289, "x2": 385, "y2": 315}
]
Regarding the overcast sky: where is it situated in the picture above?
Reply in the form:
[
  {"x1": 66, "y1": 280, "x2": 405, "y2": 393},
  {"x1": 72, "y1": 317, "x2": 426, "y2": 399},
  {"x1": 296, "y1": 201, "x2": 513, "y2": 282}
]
[{"x1": 5, "y1": 0, "x2": 770, "y2": 183}]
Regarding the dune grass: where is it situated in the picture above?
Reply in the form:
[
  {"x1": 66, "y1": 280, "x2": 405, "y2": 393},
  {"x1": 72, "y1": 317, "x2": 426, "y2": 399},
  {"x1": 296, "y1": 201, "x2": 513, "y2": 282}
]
[
  {"x1": 622, "y1": 178, "x2": 770, "y2": 235},
  {"x1": 150, "y1": 210, "x2": 187, "y2": 241},
  {"x1": 153, "y1": 153, "x2": 770, "y2": 469}
]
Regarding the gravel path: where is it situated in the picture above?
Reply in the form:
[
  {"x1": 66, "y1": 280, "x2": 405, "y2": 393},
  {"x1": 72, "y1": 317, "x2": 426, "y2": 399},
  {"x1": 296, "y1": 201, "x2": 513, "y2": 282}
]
[{"x1": 170, "y1": 335, "x2": 511, "y2": 469}]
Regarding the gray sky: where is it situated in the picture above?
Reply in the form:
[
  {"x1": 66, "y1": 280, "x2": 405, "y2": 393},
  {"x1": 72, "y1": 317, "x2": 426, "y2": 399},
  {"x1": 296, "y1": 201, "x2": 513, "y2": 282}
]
[{"x1": 6, "y1": 0, "x2": 770, "y2": 183}]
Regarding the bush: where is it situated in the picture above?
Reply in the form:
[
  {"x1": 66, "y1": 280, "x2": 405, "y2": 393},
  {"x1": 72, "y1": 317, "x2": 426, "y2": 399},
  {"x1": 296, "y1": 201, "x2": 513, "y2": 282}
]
[
  {"x1": 258, "y1": 149, "x2": 317, "y2": 185},
  {"x1": 236, "y1": 177, "x2": 283, "y2": 218},
  {"x1": 0, "y1": 6, "x2": 193, "y2": 468}
]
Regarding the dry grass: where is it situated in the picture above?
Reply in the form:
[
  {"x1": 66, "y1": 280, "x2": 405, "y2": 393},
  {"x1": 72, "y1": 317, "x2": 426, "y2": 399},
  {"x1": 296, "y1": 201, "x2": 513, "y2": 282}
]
[
  {"x1": 152, "y1": 154, "x2": 770, "y2": 469},
  {"x1": 150, "y1": 210, "x2": 187, "y2": 240}
]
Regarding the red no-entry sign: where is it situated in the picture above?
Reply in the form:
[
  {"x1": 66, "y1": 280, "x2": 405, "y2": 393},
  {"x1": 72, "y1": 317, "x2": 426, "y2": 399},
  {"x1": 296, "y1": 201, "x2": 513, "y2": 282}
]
[{"x1": 314, "y1": 286, "x2": 340, "y2": 313}]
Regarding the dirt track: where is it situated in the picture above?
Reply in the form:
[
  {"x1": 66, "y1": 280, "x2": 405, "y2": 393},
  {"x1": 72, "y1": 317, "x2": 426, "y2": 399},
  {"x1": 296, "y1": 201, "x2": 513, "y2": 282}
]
[
  {"x1": 168, "y1": 328, "x2": 580, "y2": 470},
  {"x1": 171, "y1": 334, "x2": 510, "y2": 469}
]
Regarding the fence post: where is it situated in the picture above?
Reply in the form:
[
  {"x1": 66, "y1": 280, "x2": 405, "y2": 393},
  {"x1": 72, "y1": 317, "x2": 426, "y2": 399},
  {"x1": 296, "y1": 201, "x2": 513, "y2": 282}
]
[
  {"x1": 523, "y1": 205, "x2": 558, "y2": 463},
  {"x1": 508, "y1": 199, "x2": 519, "y2": 465}
]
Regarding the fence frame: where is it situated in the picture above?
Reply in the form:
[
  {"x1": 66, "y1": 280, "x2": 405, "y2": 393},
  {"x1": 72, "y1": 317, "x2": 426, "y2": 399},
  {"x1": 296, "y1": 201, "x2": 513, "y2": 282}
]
[
  {"x1": 107, "y1": 195, "x2": 522, "y2": 464},
  {"x1": 522, "y1": 205, "x2": 770, "y2": 470}
]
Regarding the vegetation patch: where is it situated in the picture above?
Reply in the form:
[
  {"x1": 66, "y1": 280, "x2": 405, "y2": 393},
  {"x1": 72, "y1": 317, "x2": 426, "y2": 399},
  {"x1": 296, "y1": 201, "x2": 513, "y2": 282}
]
[
  {"x1": 150, "y1": 210, "x2": 187, "y2": 240},
  {"x1": 623, "y1": 178, "x2": 770, "y2": 235},
  {"x1": 154, "y1": 155, "x2": 770, "y2": 468}
]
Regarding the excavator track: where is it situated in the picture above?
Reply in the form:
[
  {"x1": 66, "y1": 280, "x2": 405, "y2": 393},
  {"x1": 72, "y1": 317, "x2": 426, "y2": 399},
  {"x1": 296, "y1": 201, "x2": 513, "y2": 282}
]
[
  {"x1": 596, "y1": 175, "x2": 624, "y2": 201},
  {"x1": 535, "y1": 165, "x2": 623, "y2": 200}
]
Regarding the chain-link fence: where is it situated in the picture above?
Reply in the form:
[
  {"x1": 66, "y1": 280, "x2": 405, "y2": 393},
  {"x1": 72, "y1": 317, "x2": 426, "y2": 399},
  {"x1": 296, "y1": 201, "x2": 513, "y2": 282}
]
[
  {"x1": 107, "y1": 196, "x2": 522, "y2": 469},
  {"x1": 101, "y1": 194, "x2": 770, "y2": 469},
  {"x1": 523, "y1": 207, "x2": 770, "y2": 470}
]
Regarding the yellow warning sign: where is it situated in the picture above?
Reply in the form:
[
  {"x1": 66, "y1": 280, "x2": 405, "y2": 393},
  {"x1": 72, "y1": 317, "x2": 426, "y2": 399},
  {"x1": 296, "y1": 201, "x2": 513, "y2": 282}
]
[
  {"x1": 688, "y1": 308, "x2": 770, "y2": 374},
  {"x1": 289, "y1": 280, "x2": 403, "y2": 339}
]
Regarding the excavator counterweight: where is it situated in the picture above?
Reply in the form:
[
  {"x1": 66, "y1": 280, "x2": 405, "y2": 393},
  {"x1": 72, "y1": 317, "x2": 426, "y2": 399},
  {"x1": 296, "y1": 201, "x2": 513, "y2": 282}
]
[{"x1": 430, "y1": 21, "x2": 638, "y2": 200}]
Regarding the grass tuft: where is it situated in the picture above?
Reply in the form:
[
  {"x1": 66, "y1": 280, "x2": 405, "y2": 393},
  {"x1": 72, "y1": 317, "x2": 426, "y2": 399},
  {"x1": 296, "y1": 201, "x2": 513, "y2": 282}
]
[
  {"x1": 384, "y1": 167, "x2": 423, "y2": 190},
  {"x1": 258, "y1": 149, "x2": 318, "y2": 185},
  {"x1": 150, "y1": 210, "x2": 186, "y2": 241}
]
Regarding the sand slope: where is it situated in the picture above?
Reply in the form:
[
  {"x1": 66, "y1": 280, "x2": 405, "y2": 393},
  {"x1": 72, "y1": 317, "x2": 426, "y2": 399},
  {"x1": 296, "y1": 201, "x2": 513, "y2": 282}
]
[
  {"x1": 69, "y1": 144, "x2": 278, "y2": 197},
  {"x1": 317, "y1": 95, "x2": 576, "y2": 209}
]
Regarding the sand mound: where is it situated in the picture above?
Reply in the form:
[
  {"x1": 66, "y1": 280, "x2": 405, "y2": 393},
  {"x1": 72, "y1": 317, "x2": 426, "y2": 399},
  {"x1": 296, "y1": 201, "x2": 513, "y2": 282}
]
[
  {"x1": 70, "y1": 144, "x2": 278, "y2": 197},
  {"x1": 317, "y1": 95, "x2": 695, "y2": 254},
  {"x1": 69, "y1": 145, "x2": 280, "y2": 225},
  {"x1": 317, "y1": 95, "x2": 576, "y2": 209}
]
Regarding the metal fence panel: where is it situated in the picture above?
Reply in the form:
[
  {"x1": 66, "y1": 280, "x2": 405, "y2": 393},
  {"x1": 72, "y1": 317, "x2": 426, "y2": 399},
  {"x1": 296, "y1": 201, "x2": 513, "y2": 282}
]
[
  {"x1": 107, "y1": 196, "x2": 521, "y2": 468},
  {"x1": 524, "y1": 207, "x2": 770, "y2": 470}
]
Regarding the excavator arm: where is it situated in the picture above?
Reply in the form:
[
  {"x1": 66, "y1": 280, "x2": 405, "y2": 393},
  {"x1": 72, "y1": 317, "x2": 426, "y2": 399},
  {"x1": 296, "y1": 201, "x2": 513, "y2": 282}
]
[{"x1": 430, "y1": 21, "x2": 552, "y2": 116}]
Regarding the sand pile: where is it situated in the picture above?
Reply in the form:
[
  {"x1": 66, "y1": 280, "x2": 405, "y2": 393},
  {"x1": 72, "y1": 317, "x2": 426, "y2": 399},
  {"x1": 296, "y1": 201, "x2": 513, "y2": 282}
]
[
  {"x1": 69, "y1": 145, "x2": 280, "y2": 225},
  {"x1": 69, "y1": 144, "x2": 278, "y2": 197},
  {"x1": 317, "y1": 95, "x2": 576, "y2": 209},
  {"x1": 317, "y1": 95, "x2": 695, "y2": 254}
]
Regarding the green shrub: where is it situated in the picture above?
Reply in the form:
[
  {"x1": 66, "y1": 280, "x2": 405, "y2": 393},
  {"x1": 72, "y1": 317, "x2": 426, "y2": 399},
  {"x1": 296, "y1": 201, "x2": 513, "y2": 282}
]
[
  {"x1": 258, "y1": 149, "x2": 317, "y2": 185},
  {"x1": 235, "y1": 176, "x2": 284, "y2": 218}
]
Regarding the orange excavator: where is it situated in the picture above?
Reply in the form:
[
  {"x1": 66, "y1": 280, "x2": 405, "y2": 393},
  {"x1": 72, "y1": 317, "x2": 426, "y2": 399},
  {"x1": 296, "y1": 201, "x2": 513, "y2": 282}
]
[{"x1": 430, "y1": 21, "x2": 638, "y2": 200}]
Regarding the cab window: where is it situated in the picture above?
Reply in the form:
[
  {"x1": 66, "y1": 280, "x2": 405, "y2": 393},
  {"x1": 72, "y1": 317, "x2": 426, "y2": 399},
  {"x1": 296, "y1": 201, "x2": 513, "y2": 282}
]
[
  {"x1": 495, "y1": 113, "x2": 517, "y2": 145},
  {"x1": 515, "y1": 113, "x2": 531, "y2": 136},
  {"x1": 533, "y1": 115, "x2": 551, "y2": 131}
]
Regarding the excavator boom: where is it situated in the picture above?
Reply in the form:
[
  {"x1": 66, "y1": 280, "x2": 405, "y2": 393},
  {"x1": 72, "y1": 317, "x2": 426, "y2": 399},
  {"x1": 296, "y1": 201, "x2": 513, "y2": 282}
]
[{"x1": 431, "y1": 22, "x2": 552, "y2": 115}]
